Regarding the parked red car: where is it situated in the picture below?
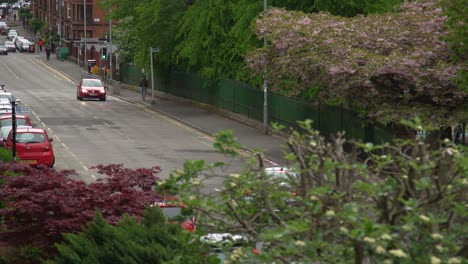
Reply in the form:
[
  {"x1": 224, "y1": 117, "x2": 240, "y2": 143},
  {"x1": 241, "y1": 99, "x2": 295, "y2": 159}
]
[
  {"x1": 4, "y1": 128, "x2": 55, "y2": 167},
  {"x1": 0, "y1": 114, "x2": 33, "y2": 129},
  {"x1": 77, "y1": 78, "x2": 106, "y2": 101}
]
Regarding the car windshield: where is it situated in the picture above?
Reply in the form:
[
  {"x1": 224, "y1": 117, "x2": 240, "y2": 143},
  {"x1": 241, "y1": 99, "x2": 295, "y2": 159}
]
[
  {"x1": 16, "y1": 132, "x2": 46, "y2": 143},
  {"x1": 0, "y1": 118, "x2": 28, "y2": 128},
  {"x1": 82, "y1": 80, "x2": 102, "y2": 87}
]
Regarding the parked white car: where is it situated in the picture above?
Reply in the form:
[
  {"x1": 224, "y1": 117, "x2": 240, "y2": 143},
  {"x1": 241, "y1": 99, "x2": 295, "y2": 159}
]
[
  {"x1": 16, "y1": 38, "x2": 33, "y2": 52},
  {"x1": 4, "y1": 41, "x2": 16, "y2": 52},
  {"x1": 7, "y1": 31, "x2": 18, "y2": 41},
  {"x1": 0, "y1": 104, "x2": 12, "y2": 114}
]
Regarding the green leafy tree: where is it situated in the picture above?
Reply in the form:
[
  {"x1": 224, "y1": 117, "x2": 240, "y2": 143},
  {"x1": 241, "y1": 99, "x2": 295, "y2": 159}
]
[
  {"x1": 48, "y1": 207, "x2": 210, "y2": 264},
  {"x1": 157, "y1": 120, "x2": 468, "y2": 263},
  {"x1": 110, "y1": 16, "x2": 139, "y2": 63},
  {"x1": 175, "y1": 0, "x2": 236, "y2": 80},
  {"x1": 30, "y1": 18, "x2": 44, "y2": 35},
  {"x1": 441, "y1": 0, "x2": 467, "y2": 93},
  {"x1": 132, "y1": 0, "x2": 188, "y2": 73}
]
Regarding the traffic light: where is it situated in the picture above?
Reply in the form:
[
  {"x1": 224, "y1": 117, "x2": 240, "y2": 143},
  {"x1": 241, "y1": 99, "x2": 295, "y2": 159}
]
[{"x1": 101, "y1": 47, "x2": 107, "y2": 60}]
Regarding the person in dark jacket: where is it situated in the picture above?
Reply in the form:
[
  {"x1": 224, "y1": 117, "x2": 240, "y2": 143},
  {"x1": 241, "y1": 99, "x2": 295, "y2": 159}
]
[
  {"x1": 139, "y1": 75, "x2": 149, "y2": 101},
  {"x1": 45, "y1": 46, "x2": 51, "y2": 61}
]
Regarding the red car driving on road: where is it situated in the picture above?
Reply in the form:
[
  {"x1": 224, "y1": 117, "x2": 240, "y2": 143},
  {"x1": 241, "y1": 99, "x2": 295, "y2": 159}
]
[
  {"x1": 4, "y1": 128, "x2": 55, "y2": 167},
  {"x1": 77, "y1": 78, "x2": 106, "y2": 101}
]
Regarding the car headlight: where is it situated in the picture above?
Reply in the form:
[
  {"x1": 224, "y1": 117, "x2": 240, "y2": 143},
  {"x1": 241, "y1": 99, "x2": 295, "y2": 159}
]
[{"x1": 81, "y1": 89, "x2": 88, "y2": 93}]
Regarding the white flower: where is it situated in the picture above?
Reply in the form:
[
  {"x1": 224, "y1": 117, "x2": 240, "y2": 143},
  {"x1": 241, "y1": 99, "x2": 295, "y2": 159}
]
[
  {"x1": 230, "y1": 248, "x2": 243, "y2": 260},
  {"x1": 435, "y1": 244, "x2": 445, "y2": 252},
  {"x1": 402, "y1": 175, "x2": 408, "y2": 179},
  {"x1": 295, "y1": 240, "x2": 306, "y2": 247},
  {"x1": 192, "y1": 178, "x2": 201, "y2": 185},
  {"x1": 419, "y1": 215, "x2": 430, "y2": 222},
  {"x1": 339, "y1": 227, "x2": 349, "y2": 233},
  {"x1": 310, "y1": 195, "x2": 319, "y2": 201},
  {"x1": 445, "y1": 148, "x2": 457, "y2": 155},
  {"x1": 380, "y1": 155, "x2": 387, "y2": 159},
  {"x1": 430, "y1": 256, "x2": 441, "y2": 264},
  {"x1": 310, "y1": 141, "x2": 317, "y2": 147},
  {"x1": 188, "y1": 195, "x2": 196, "y2": 201},
  {"x1": 325, "y1": 210, "x2": 335, "y2": 217},
  {"x1": 448, "y1": 257, "x2": 462, "y2": 264},
  {"x1": 388, "y1": 249, "x2": 408, "y2": 258},
  {"x1": 376, "y1": 246, "x2": 386, "y2": 254},
  {"x1": 431, "y1": 233, "x2": 443, "y2": 240},
  {"x1": 230, "y1": 182, "x2": 237, "y2": 187},
  {"x1": 402, "y1": 225, "x2": 412, "y2": 231},
  {"x1": 416, "y1": 125, "x2": 423, "y2": 130},
  {"x1": 230, "y1": 173, "x2": 240, "y2": 178},
  {"x1": 380, "y1": 234, "x2": 392, "y2": 240},
  {"x1": 157, "y1": 179, "x2": 166, "y2": 185},
  {"x1": 363, "y1": 237, "x2": 376, "y2": 243}
]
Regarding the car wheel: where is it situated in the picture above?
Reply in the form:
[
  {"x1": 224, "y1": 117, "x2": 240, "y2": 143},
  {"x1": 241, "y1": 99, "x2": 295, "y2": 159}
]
[
  {"x1": 49, "y1": 157, "x2": 55, "y2": 168},
  {"x1": 100, "y1": 96, "x2": 106, "y2": 101}
]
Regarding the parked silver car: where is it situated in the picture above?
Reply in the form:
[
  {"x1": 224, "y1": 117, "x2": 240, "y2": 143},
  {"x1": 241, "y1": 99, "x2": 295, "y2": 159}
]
[
  {"x1": 0, "y1": 44, "x2": 7, "y2": 55},
  {"x1": 4, "y1": 41, "x2": 16, "y2": 52},
  {"x1": 16, "y1": 39, "x2": 33, "y2": 52}
]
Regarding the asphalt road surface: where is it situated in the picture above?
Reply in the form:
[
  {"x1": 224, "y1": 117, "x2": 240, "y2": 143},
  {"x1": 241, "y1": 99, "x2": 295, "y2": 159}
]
[{"x1": 0, "y1": 47, "x2": 248, "y2": 188}]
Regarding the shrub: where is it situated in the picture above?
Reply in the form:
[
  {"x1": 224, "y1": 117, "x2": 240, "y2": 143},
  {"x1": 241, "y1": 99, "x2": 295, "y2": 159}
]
[
  {"x1": 0, "y1": 163, "x2": 163, "y2": 248},
  {"x1": 158, "y1": 119, "x2": 468, "y2": 263},
  {"x1": 0, "y1": 148, "x2": 13, "y2": 162},
  {"x1": 47, "y1": 208, "x2": 209, "y2": 264}
]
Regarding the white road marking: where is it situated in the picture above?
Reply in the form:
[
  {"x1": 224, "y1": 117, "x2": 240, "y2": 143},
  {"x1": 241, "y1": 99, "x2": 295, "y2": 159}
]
[{"x1": 0, "y1": 61, "x2": 21, "y2": 80}]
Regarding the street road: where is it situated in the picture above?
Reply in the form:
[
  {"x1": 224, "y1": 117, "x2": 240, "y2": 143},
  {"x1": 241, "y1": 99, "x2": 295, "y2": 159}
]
[{"x1": 0, "y1": 49, "x2": 247, "y2": 187}]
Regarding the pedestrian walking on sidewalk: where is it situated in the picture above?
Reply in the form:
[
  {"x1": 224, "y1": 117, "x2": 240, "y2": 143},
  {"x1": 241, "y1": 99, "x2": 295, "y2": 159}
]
[
  {"x1": 38, "y1": 39, "x2": 44, "y2": 52},
  {"x1": 139, "y1": 75, "x2": 149, "y2": 101},
  {"x1": 45, "y1": 46, "x2": 51, "y2": 61}
]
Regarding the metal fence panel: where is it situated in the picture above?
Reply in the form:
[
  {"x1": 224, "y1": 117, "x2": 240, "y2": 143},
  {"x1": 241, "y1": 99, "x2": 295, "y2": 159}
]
[{"x1": 120, "y1": 65, "x2": 392, "y2": 143}]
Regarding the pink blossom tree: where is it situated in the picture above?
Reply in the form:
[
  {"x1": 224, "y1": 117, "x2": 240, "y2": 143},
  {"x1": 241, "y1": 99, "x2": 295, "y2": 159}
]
[{"x1": 247, "y1": 0, "x2": 467, "y2": 125}]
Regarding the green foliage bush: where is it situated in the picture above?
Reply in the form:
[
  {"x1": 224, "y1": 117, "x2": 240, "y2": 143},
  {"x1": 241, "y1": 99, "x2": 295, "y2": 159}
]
[
  {"x1": 0, "y1": 148, "x2": 13, "y2": 163},
  {"x1": 47, "y1": 208, "x2": 210, "y2": 264},
  {"x1": 158, "y1": 119, "x2": 468, "y2": 263}
]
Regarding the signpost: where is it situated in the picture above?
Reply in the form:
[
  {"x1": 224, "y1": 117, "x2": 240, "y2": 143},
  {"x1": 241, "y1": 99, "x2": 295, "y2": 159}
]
[
  {"x1": 11, "y1": 101, "x2": 16, "y2": 161},
  {"x1": 150, "y1": 47, "x2": 160, "y2": 104}
]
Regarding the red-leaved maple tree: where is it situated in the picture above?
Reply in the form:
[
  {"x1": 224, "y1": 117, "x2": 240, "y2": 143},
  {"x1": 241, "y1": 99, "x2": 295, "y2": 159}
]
[
  {"x1": 247, "y1": 0, "x2": 467, "y2": 125},
  {"x1": 0, "y1": 162, "x2": 162, "y2": 245}
]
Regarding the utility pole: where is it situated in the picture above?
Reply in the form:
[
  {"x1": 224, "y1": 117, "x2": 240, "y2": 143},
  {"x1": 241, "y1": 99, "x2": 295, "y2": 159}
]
[
  {"x1": 262, "y1": 0, "x2": 268, "y2": 135},
  {"x1": 109, "y1": 7, "x2": 112, "y2": 83},
  {"x1": 11, "y1": 100, "x2": 16, "y2": 161},
  {"x1": 48, "y1": 0, "x2": 51, "y2": 47},
  {"x1": 59, "y1": 0, "x2": 62, "y2": 46},
  {"x1": 84, "y1": 0, "x2": 87, "y2": 70}
]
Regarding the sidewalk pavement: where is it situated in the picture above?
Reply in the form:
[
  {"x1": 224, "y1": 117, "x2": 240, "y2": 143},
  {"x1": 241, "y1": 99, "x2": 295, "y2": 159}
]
[{"x1": 31, "y1": 46, "x2": 288, "y2": 166}]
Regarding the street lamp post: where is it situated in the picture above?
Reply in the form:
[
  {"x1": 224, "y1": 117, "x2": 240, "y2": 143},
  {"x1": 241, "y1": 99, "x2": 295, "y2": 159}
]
[
  {"x1": 109, "y1": 8, "x2": 112, "y2": 83},
  {"x1": 150, "y1": 47, "x2": 160, "y2": 104},
  {"x1": 48, "y1": 0, "x2": 51, "y2": 48},
  {"x1": 83, "y1": 0, "x2": 87, "y2": 70},
  {"x1": 263, "y1": 0, "x2": 268, "y2": 135},
  {"x1": 59, "y1": 0, "x2": 62, "y2": 46}
]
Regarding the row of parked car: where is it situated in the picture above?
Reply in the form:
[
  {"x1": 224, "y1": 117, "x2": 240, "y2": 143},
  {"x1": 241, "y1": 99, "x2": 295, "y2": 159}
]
[
  {"x1": 0, "y1": 84, "x2": 55, "y2": 167},
  {"x1": 0, "y1": 21, "x2": 34, "y2": 54}
]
